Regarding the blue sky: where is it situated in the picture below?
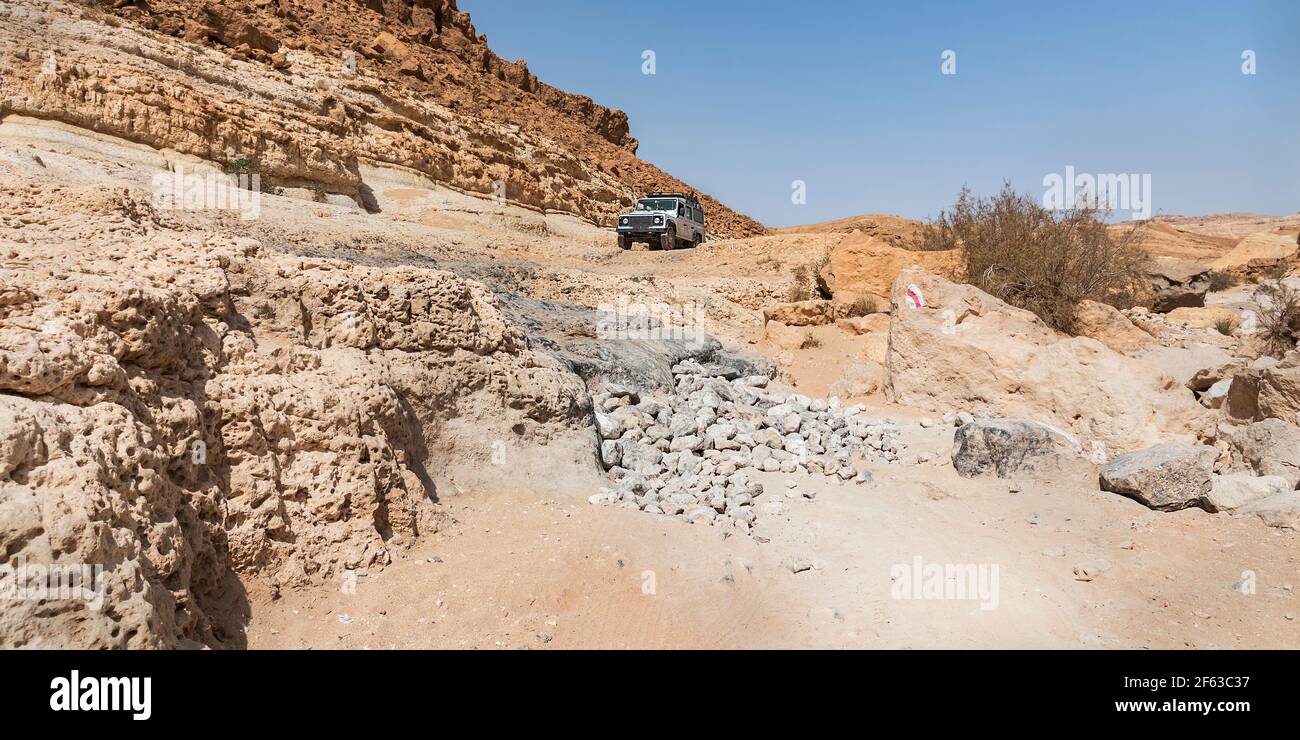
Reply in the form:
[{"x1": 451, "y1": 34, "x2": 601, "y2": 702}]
[{"x1": 462, "y1": 0, "x2": 1300, "y2": 227}]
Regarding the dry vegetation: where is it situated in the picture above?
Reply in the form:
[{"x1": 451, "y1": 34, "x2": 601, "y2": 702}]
[
  {"x1": 1253, "y1": 279, "x2": 1300, "y2": 356},
  {"x1": 846, "y1": 295, "x2": 879, "y2": 317},
  {"x1": 911, "y1": 185, "x2": 1150, "y2": 333},
  {"x1": 786, "y1": 249, "x2": 832, "y2": 302}
]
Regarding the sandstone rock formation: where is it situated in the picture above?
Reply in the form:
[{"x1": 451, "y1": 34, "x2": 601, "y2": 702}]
[
  {"x1": 817, "y1": 232, "x2": 961, "y2": 305},
  {"x1": 1211, "y1": 232, "x2": 1299, "y2": 278},
  {"x1": 772, "y1": 214, "x2": 925, "y2": 246},
  {"x1": 0, "y1": 0, "x2": 762, "y2": 236},
  {"x1": 884, "y1": 269, "x2": 1208, "y2": 455},
  {"x1": 762, "y1": 300, "x2": 837, "y2": 327},
  {"x1": 1072, "y1": 299, "x2": 1155, "y2": 354},
  {"x1": 0, "y1": 184, "x2": 592, "y2": 648},
  {"x1": 1118, "y1": 221, "x2": 1237, "y2": 263}
]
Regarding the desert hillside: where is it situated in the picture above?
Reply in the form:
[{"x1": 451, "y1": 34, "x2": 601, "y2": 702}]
[
  {"x1": 3, "y1": 0, "x2": 1300, "y2": 651},
  {"x1": 2, "y1": 0, "x2": 762, "y2": 236}
]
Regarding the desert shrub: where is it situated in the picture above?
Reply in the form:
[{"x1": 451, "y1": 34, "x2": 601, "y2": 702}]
[
  {"x1": 1252, "y1": 279, "x2": 1300, "y2": 356},
  {"x1": 1214, "y1": 317, "x2": 1237, "y2": 336},
  {"x1": 1208, "y1": 271, "x2": 1239, "y2": 292},
  {"x1": 786, "y1": 264, "x2": 812, "y2": 302},
  {"x1": 799, "y1": 331, "x2": 822, "y2": 349},
  {"x1": 846, "y1": 294, "x2": 879, "y2": 317},
  {"x1": 909, "y1": 184, "x2": 1150, "y2": 333},
  {"x1": 786, "y1": 249, "x2": 831, "y2": 303}
]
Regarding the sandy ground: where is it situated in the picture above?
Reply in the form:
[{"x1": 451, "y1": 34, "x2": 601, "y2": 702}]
[{"x1": 245, "y1": 406, "x2": 1300, "y2": 649}]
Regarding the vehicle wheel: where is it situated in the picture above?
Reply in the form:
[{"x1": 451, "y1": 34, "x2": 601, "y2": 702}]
[
  {"x1": 618, "y1": 235, "x2": 631, "y2": 250},
  {"x1": 659, "y1": 226, "x2": 676, "y2": 251},
  {"x1": 691, "y1": 233, "x2": 702, "y2": 249}
]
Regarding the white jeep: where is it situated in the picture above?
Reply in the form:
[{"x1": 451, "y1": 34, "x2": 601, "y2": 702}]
[{"x1": 616, "y1": 193, "x2": 706, "y2": 250}]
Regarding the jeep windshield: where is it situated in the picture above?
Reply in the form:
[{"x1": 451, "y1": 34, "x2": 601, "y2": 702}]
[{"x1": 633, "y1": 199, "x2": 679, "y2": 212}]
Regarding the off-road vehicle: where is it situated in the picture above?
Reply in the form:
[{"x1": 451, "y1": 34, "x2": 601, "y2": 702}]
[{"x1": 616, "y1": 192, "x2": 706, "y2": 250}]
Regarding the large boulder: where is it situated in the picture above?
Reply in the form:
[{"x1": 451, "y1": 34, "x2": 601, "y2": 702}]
[
  {"x1": 1228, "y1": 418, "x2": 1300, "y2": 488},
  {"x1": 884, "y1": 269, "x2": 1208, "y2": 454},
  {"x1": 1073, "y1": 300, "x2": 1155, "y2": 354},
  {"x1": 817, "y1": 232, "x2": 961, "y2": 304},
  {"x1": 1099, "y1": 443, "x2": 1218, "y2": 510},
  {"x1": 1146, "y1": 256, "x2": 1210, "y2": 312},
  {"x1": 952, "y1": 419, "x2": 1086, "y2": 479}
]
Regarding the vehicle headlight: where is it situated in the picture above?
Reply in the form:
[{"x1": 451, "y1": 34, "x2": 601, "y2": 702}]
[
  {"x1": 654, "y1": 215, "x2": 663, "y2": 224},
  {"x1": 619, "y1": 217, "x2": 628, "y2": 225}
]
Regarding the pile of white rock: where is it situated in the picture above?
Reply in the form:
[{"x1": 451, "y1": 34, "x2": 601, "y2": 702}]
[{"x1": 587, "y1": 359, "x2": 903, "y2": 532}]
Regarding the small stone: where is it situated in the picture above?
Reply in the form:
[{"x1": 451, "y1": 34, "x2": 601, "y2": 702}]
[
  {"x1": 1072, "y1": 560, "x2": 1112, "y2": 582},
  {"x1": 783, "y1": 556, "x2": 819, "y2": 574},
  {"x1": 588, "y1": 490, "x2": 618, "y2": 506}
]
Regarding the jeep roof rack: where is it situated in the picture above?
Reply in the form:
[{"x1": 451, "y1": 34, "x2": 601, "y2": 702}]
[{"x1": 645, "y1": 192, "x2": 700, "y2": 203}]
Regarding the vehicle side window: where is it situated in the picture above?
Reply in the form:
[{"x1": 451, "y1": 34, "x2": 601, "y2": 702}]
[{"x1": 678, "y1": 204, "x2": 685, "y2": 216}]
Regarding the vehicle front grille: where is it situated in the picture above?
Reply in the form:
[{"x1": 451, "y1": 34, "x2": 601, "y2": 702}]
[{"x1": 624, "y1": 215, "x2": 658, "y2": 229}]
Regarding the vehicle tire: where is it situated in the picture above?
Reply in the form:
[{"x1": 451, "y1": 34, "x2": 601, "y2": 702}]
[
  {"x1": 659, "y1": 225, "x2": 675, "y2": 251},
  {"x1": 618, "y1": 234, "x2": 631, "y2": 250},
  {"x1": 691, "y1": 233, "x2": 702, "y2": 249}
]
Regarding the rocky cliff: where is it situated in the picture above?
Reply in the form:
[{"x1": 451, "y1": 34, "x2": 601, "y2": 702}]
[{"x1": 0, "y1": 0, "x2": 763, "y2": 236}]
